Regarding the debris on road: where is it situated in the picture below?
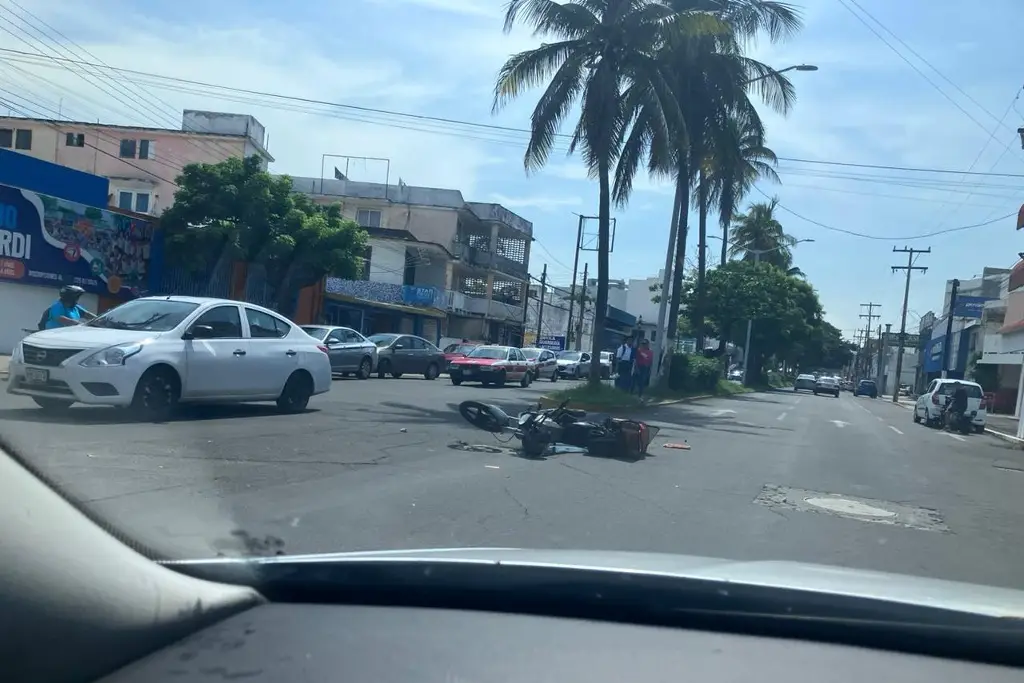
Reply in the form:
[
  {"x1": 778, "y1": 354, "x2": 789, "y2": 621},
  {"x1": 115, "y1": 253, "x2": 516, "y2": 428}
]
[{"x1": 663, "y1": 442, "x2": 690, "y2": 450}]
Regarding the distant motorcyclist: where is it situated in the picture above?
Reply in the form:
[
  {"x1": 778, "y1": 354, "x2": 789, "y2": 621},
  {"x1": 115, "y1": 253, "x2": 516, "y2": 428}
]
[{"x1": 40, "y1": 285, "x2": 97, "y2": 330}]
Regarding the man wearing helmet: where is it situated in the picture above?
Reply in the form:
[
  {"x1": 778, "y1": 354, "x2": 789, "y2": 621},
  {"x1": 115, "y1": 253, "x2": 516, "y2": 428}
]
[{"x1": 41, "y1": 285, "x2": 97, "y2": 330}]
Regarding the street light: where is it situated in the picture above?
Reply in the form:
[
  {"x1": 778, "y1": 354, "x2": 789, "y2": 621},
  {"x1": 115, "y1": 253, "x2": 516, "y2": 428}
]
[
  {"x1": 741, "y1": 238, "x2": 816, "y2": 387},
  {"x1": 743, "y1": 64, "x2": 819, "y2": 85}
]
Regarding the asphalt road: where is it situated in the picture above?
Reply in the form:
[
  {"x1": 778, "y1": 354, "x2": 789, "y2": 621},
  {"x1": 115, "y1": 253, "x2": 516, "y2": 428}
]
[{"x1": 2, "y1": 376, "x2": 1024, "y2": 590}]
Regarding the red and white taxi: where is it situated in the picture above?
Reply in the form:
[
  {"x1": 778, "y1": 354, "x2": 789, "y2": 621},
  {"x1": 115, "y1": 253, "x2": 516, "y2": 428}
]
[{"x1": 448, "y1": 345, "x2": 532, "y2": 387}]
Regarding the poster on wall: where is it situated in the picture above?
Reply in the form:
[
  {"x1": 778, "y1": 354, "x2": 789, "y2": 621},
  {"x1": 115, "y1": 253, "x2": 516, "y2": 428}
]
[{"x1": 0, "y1": 183, "x2": 154, "y2": 297}]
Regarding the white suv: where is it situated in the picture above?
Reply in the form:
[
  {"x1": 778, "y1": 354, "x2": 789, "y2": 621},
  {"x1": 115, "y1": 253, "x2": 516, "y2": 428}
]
[{"x1": 913, "y1": 378, "x2": 987, "y2": 433}]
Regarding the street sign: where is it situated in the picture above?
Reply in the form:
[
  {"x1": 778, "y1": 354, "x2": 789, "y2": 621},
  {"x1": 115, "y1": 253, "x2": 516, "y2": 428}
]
[
  {"x1": 537, "y1": 335, "x2": 565, "y2": 352},
  {"x1": 884, "y1": 332, "x2": 920, "y2": 348}
]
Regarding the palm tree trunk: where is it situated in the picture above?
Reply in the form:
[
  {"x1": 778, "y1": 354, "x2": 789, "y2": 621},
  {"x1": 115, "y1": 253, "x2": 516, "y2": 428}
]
[
  {"x1": 693, "y1": 169, "x2": 709, "y2": 352},
  {"x1": 662, "y1": 168, "x2": 691, "y2": 388},
  {"x1": 720, "y1": 219, "x2": 728, "y2": 267},
  {"x1": 589, "y1": 159, "x2": 611, "y2": 386}
]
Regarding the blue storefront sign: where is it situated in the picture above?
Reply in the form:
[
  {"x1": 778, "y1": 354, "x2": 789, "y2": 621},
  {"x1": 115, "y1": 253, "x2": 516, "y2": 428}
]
[
  {"x1": 923, "y1": 336, "x2": 944, "y2": 373},
  {"x1": 952, "y1": 296, "x2": 995, "y2": 319},
  {"x1": 537, "y1": 335, "x2": 565, "y2": 352},
  {"x1": 0, "y1": 184, "x2": 155, "y2": 298},
  {"x1": 402, "y1": 284, "x2": 442, "y2": 308}
]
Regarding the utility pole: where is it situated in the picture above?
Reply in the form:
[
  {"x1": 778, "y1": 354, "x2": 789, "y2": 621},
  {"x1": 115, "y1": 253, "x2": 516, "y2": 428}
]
[
  {"x1": 576, "y1": 262, "x2": 588, "y2": 351},
  {"x1": 859, "y1": 302, "x2": 881, "y2": 379},
  {"x1": 564, "y1": 216, "x2": 584, "y2": 348},
  {"x1": 535, "y1": 264, "x2": 547, "y2": 340},
  {"x1": 891, "y1": 246, "x2": 929, "y2": 401},
  {"x1": 876, "y1": 324, "x2": 886, "y2": 380},
  {"x1": 941, "y1": 278, "x2": 960, "y2": 379}
]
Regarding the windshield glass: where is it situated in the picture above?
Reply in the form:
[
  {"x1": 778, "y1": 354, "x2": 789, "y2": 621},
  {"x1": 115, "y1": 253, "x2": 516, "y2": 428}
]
[
  {"x1": 7, "y1": 3, "x2": 1020, "y2": 609},
  {"x1": 467, "y1": 347, "x2": 507, "y2": 359},
  {"x1": 367, "y1": 334, "x2": 398, "y2": 348},
  {"x1": 301, "y1": 326, "x2": 330, "y2": 340},
  {"x1": 87, "y1": 299, "x2": 199, "y2": 331}
]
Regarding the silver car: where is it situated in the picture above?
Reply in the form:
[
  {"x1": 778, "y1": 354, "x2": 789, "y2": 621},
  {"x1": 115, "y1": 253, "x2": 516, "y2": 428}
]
[{"x1": 301, "y1": 325, "x2": 377, "y2": 379}]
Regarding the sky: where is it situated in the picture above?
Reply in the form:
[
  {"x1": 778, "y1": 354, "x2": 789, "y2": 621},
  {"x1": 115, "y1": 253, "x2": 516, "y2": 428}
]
[{"x1": 0, "y1": 0, "x2": 1022, "y2": 339}]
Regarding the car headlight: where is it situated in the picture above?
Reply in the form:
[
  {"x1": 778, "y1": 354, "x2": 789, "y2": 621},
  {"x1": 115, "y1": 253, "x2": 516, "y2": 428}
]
[{"x1": 79, "y1": 342, "x2": 143, "y2": 367}]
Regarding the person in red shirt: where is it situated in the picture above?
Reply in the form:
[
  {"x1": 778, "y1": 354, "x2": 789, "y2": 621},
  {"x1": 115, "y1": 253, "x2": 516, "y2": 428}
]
[{"x1": 632, "y1": 338, "x2": 654, "y2": 396}]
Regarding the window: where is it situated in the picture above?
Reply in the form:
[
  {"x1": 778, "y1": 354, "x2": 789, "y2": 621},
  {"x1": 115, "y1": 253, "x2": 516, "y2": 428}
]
[
  {"x1": 138, "y1": 139, "x2": 154, "y2": 160},
  {"x1": 14, "y1": 129, "x2": 31, "y2": 150},
  {"x1": 245, "y1": 308, "x2": 290, "y2": 339},
  {"x1": 65, "y1": 132, "x2": 85, "y2": 147},
  {"x1": 357, "y1": 245, "x2": 372, "y2": 280},
  {"x1": 0, "y1": 128, "x2": 11, "y2": 148},
  {"x1": 119, "y1": 139, "x2": 137, "y2": 158},
  {"x1": 116, "y1": 190, "x2": 152, "y2": 214},
  {"x1": 191, "y1": 305, "x2": 242, "y2": 338},
  {"x1": 355, "y1": 209, "x2": 382, "y2": 228}
]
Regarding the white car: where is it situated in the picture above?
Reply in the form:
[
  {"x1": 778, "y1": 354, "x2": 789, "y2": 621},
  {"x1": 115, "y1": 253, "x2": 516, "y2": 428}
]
[
  {"x1": 913, "y1": 378, "x2": 987, "y2": 433},
  {"x1": 7, "y1": 296, "x2": 332, "y2": 420}
]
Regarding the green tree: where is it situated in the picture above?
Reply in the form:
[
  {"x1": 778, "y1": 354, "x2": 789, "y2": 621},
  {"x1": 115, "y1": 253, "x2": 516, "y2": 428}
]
[
  {"x1": 493, "y1": 0, "x2": 694, "y2": 386},
  {"x1": 161, "y1": 155, "x2": 366, "y2": 315},
  {"x1": 682, "y1": 259, "x2": 836, "y2": 379}
]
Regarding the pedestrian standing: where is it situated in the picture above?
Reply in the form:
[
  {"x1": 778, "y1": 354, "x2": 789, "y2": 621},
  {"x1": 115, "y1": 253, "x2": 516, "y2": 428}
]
[
  {"x1": 632, "y1": 339, "x2": 653, "y2": 397},
  {"x1": 614, "y1": 338, "x2": 634, "y2": 392}
]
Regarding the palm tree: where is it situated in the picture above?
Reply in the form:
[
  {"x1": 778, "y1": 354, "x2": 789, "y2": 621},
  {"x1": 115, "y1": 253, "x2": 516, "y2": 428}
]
[
  {"x1": 728, "y1": 197, "x2": 798, "y2": 269},
  {"x1": 494, "y1": 0, "x2": 697, "y2": 386},
  {"x1": 709, "y1": 106, "x2": 780, "y2": 267},
  {"x1": 616, "y1": 2, "x2": 800, "y2": 381}
]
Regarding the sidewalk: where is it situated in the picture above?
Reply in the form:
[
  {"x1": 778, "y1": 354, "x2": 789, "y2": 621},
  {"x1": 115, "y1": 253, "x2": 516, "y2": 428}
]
[{"x1": 885, "y1": 394, "x2": 1023, "y2": 445}]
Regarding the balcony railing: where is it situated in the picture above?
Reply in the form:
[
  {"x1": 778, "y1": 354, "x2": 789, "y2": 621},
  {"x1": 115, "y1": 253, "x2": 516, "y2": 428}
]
[{"x1": 326, "y1": 278, "x2": 444, "y2": 309}]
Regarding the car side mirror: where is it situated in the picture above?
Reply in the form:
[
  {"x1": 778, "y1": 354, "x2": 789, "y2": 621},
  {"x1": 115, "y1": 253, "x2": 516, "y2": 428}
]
[
  {"x1": 183, "y1": 324, "x2": 215, "y2": 340},
  {"x1": 393, "y1": 343, "x2": 404, "y2": 350}
]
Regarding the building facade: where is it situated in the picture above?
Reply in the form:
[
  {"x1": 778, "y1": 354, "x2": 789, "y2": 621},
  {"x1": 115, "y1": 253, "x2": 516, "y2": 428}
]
[
  {"x1": 0, "y1": 110, "x2": 272, "y2": 216},
  {"x1": 293, "y1": 177, "x2": 532, "y2": 346}
]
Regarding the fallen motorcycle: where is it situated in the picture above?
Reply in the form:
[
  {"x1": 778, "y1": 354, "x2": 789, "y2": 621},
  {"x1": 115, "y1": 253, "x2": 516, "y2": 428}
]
[{"x1": 458, "y1": 399, "x2": 658, "y2": 460}]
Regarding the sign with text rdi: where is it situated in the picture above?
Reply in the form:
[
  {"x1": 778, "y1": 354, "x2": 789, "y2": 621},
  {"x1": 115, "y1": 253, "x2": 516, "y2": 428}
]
[{"x1": 0, "y1": 184, "x2": 155, "y2": 297}]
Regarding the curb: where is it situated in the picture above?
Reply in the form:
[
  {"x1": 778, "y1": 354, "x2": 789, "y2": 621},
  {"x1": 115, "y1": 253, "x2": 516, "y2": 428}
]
[{"x1": 884, "y1": 397, "x2": 1023, "y2": 445}]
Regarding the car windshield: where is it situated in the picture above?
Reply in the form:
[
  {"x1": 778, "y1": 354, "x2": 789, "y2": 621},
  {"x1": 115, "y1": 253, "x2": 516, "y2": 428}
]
[
  {"x1": 467, "y1": 347, "x2": 507, "y2": 359},
  {"x1": 6, "y1": 5, "x2": 1019, "y2": 621},
  {"x1": 87, "y1": 299, "x2": 199, "y2": 332},
  {"x1": 367, "y1": 334, "x2": 399, "y2": 348},
  {"x1": 301, "y1": 326, "x2": 330, "y2": 340}
]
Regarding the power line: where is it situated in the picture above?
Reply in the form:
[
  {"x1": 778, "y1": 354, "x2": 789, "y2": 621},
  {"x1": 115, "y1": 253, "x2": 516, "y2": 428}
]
[{"x1": 4, "y1": 47, "x2": 1024, "y2": 180}]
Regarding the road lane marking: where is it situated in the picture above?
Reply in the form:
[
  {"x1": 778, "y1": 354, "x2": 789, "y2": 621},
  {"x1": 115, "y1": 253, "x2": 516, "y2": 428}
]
[
  {"x1": 778, "y1": 412, "x2": 787, "y2": 421},
  {"x1": 947, "y1": 433, "x2": 967, "y2": 442},
  {"x1": 485, "y1": 465, "x2": 501, "y2": 469},
  {"x1": 795, "y1": 398, "x2": 803, "y2": 405},
  {"x1": 830, "y1": 420, "x2": 850, "y2": 428},
  {"x1": 889, "y1": 425, "x2": 904, "y2": 435},
  {"x1": 710, "y1": 409, "x2": 737, "y2": 417}
]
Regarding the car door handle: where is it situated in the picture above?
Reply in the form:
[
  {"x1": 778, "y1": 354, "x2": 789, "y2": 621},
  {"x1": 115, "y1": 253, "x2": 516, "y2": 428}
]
[
  {"x1": 233, "y1": 349, "x2": 246, "y2": 356},
  {"x1": 285, "y1": 350, "x2": 297, "y2": 356}
]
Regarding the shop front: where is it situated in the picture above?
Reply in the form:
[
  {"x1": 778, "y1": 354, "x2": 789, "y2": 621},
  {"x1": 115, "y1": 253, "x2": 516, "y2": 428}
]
[
  {"x1": 322, "y1": 295, "x2": 445, "y2": 345},
  {"x1": 0, "y1": 182, "x2": 158, "y2": 353}
]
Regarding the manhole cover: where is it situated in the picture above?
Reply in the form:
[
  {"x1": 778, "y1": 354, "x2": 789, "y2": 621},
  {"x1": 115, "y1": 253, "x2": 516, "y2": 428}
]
[{"x1": 804, "y1": 497, "x2": 897, "y2": 518}]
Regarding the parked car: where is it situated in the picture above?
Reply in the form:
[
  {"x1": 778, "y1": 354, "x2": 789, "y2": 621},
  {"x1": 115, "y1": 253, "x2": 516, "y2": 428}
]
[
  {"x1": 793, "y1": 374, "x2": 816, "y2": 392},
  {"x1": 301, "y1": 325, "x2": 377, "y2": 379},
  {"x1": 727, "y1": 368, "x2": 744, "y2": 382},
  {"x1": 854, "y1": 379, "x2": 878, "y2": 398},
  {"x1": 556, "y1": 350, "x2": 591, "y2": 379},
  {"x1": 448, "y1": 345, "x2": 532, "y2": 387},
  {"x1": 520, "y1": 347, "x2": 559, "y2": 382},
  {"x1": 814, "y1": 376, "x2": 840, "y2": 398},
  {"x1": 913, "y1": 378, "x2": 987, "y2": 433},
  {"x1": 442, "y1": 343, "x2": 478, "y2": 365},
  {"x1": 367, "y1": 333, "x2": 445, "y2": 380},
  {"x1": 599, "y1": 351, "x2": 613, "y2": 379},
  {"x1": 7, "y1": 296, "x2": 332, "y2": 420}
]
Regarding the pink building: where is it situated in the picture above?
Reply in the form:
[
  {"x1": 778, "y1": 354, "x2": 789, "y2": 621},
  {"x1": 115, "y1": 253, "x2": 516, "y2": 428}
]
[{"x1": 0, "y1": 109, "x2": 272, "y2": 215}]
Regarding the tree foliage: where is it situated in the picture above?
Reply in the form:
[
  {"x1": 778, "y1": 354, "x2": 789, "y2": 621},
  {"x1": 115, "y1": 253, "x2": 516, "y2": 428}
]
[
  {"x1": 679, "y1": 259, "x2": 849, "y2": 378},
  {"x1": 160, "y1": 156, "x2": 367, "y2": 313}
]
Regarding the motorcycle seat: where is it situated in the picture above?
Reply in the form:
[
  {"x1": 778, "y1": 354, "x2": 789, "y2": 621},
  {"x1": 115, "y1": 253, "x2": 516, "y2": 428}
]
[{"x1": 565, "y1": 408, "x2": 587, "y2": 419}]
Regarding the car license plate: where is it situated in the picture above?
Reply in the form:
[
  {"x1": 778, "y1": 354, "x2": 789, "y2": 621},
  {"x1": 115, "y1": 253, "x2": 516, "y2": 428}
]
[
  {"x1": 25, "y1": 367, "x2": 49, "y2": 384},
  {"x1": 463, "y1": 367, "x2": 474, "y2": 376}
]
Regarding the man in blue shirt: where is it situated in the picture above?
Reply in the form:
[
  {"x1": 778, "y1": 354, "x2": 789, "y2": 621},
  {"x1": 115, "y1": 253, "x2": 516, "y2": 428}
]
[{"x1": 43, "y1": 285, "x2": 97, "y2": 330}]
